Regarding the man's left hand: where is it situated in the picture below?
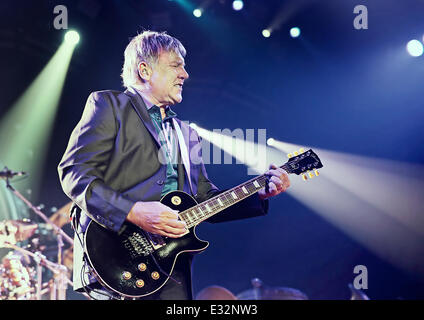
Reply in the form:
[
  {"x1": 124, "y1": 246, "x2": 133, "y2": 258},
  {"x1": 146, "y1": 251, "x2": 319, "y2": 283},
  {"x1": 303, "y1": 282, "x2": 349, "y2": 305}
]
[{"x1": 258, "y1": 164, "x2": 290, "y2": 200}]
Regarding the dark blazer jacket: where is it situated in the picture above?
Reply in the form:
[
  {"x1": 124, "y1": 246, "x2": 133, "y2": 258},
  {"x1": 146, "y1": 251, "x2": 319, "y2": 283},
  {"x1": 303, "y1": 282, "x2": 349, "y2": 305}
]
[{"x1": 58, "y1": 88, "x2": 269, "y2": 293}]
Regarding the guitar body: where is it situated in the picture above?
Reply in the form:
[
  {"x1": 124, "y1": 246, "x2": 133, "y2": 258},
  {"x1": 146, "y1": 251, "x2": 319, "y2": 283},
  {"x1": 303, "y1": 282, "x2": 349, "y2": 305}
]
[{"x1": 84, "y1": 190, "x2": 209, "y2": 298}]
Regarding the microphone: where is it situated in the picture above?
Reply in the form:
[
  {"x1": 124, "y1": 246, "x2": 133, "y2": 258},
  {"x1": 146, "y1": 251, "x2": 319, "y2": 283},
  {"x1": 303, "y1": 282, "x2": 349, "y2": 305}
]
[{"x1": 0, "y1": 167, "x2": 27, "y2": 179}]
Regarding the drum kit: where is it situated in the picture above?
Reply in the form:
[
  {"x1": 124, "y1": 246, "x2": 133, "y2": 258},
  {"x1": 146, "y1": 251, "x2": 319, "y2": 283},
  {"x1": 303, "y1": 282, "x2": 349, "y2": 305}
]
[
  {"x1": 0, "y1": 169, "x2": 74, "y2": 300},
  {"x1": 196, "y1": 278, "x2": 370, "y2": 300}
]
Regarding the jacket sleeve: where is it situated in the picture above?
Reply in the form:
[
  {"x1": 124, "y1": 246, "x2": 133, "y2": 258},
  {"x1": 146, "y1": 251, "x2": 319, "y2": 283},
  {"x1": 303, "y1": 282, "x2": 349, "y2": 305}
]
[
  {"x1": 57, "y1": 92, "x2": 134, "y2": 233},
  {"x1": 193, "y1": 131, "x2": 269, "y2": 224}
]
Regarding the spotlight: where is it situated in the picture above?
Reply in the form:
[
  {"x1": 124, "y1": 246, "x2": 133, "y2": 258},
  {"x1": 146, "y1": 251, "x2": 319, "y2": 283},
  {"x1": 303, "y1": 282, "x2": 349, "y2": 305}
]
[
  {"x1": 64, "y1": 30, "x2": 80, "y2": 45},
  {"x1": 262, "y1": 29, "x2": 271, "y2": 38},
  {"x1": 406, "y1": 39, "x2": 423, "y2": 57},
  {"x1": 290, "y1": 27, "x2": 301, "y2": 38},
  {"x1": 193, "y1": 8, "x2": 202, "y2": 18},
  {"x1": 267, "y1": 138, "x2": 275, "y2": 146},
  {"x1": 232, "y1": 0, "x2": 244, "y2": 11}
]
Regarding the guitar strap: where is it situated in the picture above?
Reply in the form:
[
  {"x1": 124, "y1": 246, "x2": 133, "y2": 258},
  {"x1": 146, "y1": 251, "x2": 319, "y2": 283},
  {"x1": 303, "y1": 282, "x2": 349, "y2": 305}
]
[{"x1": 172, "y1": 118, "x2": 194, "y2": 195}]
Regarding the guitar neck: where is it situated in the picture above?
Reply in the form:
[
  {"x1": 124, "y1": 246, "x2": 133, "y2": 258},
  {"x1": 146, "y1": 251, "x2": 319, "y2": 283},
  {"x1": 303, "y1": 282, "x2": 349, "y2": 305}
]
[{"x1": 179, "y1": 163, "x2": 291, "y2": 228}]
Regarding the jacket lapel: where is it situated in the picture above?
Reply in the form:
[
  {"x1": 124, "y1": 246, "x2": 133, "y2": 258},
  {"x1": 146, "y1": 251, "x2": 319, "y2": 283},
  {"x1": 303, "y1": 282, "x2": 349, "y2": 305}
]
[
  {"x1": 123, "y1": 88, "x2": 197, "y2": 195},
  {"x1": 124, "y1": 88, "x2": 161, "y2": 147}
]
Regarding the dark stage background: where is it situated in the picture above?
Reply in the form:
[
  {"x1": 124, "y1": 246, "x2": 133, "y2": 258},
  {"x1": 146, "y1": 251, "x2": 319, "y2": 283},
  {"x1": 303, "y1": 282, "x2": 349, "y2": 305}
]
[{"x1": 1, "y1": 0, "x2": 423, "y2": 300}]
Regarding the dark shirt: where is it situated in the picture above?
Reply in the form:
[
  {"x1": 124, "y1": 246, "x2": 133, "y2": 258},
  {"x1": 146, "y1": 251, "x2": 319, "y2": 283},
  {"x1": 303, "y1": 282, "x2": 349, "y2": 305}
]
[{"x1": 147, "y1": 104, "x2": 179, "y2": 197}]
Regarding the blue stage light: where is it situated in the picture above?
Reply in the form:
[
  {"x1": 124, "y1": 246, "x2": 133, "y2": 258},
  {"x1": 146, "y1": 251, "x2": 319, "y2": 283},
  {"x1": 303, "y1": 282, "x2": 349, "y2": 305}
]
[
  {"x1": 290, "y1": 27, "x2": 301, "y2": 38},
  {"x1": 406, "y1": 39, "x2": 423, "y2": 57},
  {"x1": 193, "y1": 8, "x2": 202, "y2": 18},
  {"x1": 232, "y1": 0, "x2": 244, "y2": 11},
  {"x1": 262, "y1": 29, "x2": 271, "y2": 38}
]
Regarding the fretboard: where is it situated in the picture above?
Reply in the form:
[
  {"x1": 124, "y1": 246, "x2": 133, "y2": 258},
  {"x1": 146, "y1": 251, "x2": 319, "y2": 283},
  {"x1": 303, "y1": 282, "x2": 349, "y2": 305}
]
[{"x1": 179, "y1": 163, "x2": 290, "y2": 228}]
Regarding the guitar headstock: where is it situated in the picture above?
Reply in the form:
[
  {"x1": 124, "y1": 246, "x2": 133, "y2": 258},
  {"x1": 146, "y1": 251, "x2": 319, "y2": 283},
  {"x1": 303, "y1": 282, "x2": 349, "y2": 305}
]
[{"x1": 283, "y1": 148, "x2": 323, "y2": 181}]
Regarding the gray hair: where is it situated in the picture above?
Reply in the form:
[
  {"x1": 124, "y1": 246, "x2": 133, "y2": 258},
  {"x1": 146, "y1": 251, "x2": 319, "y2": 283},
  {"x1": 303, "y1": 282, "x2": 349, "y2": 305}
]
[{"x1": 121, "y1": 30, "x2": 187, "y2": 88}]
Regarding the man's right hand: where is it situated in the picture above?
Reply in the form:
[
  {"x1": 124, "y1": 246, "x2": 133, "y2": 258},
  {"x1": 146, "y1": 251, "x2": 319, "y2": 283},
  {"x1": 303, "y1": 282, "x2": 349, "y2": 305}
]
[{"x1": 126, "y1": 201, "x2": 187, "y2": 238}]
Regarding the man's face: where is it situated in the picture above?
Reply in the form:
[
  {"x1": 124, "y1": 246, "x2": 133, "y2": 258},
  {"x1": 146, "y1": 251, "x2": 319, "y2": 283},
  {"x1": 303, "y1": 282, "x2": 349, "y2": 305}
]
[{"x1": 149, "y1": 50, "x2": 189, "y2": 107}]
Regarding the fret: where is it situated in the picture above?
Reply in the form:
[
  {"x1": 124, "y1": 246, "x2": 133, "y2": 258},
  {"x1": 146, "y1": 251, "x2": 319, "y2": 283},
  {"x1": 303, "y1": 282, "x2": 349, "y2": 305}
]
[
  {"x1": 190, "y1": 208, "x2": 198, "y2": 221},
  {"x1": 199, "y1": 205, "x2": 206, "y2": 217},
  {"x1": 246, "y1": 182, "x2": 256, "y2": 193},
  {"x1": 211, "y1": 199, "x2": 220, "y2": 210},
  {"x1": 223, "y1": 192, "x2": 233, "y2": 205},
  {"x1": 180, "y1": 210, "x2": 191, "y2": 224},
  {"x1": 205, "y1": 203, "x2": 212, "y2": 213},
  {"x1": 207, "y1": 201, "x2": 217, "y2": 215},
  {"x1": 235, "y1": 187, "x2": 244, "y2": 198},
  {"x1": 191, "y1": 208, "x2": 197, "y2": 219}
]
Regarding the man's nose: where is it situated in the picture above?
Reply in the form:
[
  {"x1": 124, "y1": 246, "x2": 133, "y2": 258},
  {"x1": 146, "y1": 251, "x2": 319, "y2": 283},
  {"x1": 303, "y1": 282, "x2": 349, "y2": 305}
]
[{"x1": 181, "y1": 67, "x2": 189, "y2": 80}]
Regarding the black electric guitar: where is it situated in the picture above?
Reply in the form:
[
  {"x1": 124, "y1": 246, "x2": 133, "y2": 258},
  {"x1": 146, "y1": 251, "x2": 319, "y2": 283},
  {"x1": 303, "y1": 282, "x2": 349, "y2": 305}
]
[{"x1": 84, "y1": 148, "x2": 323, "y2": 298}]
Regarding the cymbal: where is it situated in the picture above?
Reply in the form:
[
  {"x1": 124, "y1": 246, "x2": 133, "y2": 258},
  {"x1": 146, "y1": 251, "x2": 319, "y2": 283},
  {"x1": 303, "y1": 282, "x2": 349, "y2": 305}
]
[
  {"x1": 237, "y1": 278, "x2": 308, "y2": 300},
  {"x1": 49, "y1": 202, "x2": 72, "y2": 228},
  {"x1": 195, "y1": 286, "x2": 237, "y2": 300},
  {"x1": 0, "y1": 219, "x2": 38, "y2": 245}
]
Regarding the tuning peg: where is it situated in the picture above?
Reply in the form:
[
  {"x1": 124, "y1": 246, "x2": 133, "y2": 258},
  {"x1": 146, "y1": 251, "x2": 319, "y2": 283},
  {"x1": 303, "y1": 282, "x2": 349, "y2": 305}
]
[
  {"x1": 301, "y1": 173, "x2": 308, "y2": 181},
  {"x1": 293, "y1": 151, "x2": 299, "y2": 156},
  {"x1": 287, "y1": 153, "x2": 293, "y2": 158},
  {"x1": 308, "y1": 171, "x2": 314, "y2": 178},
  {"x1": 313, "y1": 169, "x2": 320, "y2": 176},
  {"x1": 299, "y1": 148, "x2": 305, "y2": 153}
]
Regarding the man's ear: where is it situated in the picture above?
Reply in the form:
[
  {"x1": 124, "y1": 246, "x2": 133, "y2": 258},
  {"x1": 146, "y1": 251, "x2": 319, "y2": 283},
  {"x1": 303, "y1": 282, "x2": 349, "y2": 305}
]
[{"x1": 138, "y1": 61, "x2": 151, "y2": 81}]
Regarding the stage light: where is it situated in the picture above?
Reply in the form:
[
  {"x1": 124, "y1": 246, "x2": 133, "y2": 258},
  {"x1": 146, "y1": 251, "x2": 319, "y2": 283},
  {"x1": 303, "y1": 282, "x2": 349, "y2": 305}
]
[
  {"x1": 290, "y1": 27, "x2": 301, "y2": 38},
  {"x1": 193, "y1": 8, "x2": 202, "y2": 18},
  {"x1": 267, "y1": 138, "x2": 275, "y2": 146},
  {"x1": 232, "y1": 0, "x2": 244, "y2": 11},
  {"x1": 64, "y1": 30, "x2": 80, "y2": 45},
  {"x1": 0, "y1": 39, "x2": 78, "y2": 201},
  {"x1": 406, "y1": 39, "x2": 423, "y2": 57},
  {"x1": 262, "y1": 29, "x2": 271, "y2": 38},
  {"x1": 266, "y1": 138, "x2": 424, "y2": 276}
]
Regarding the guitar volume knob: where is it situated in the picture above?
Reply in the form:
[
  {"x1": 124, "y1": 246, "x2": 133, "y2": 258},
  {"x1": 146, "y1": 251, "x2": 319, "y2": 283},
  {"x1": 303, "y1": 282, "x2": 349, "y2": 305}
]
[
  {"x1": 138, "y1": 263, "x2": 147, "y2": 272},
  {"x1": 136, "y1": 279, "x2": 145, "y2": 288},
  {"x1": 122, "y1": 271, "x2": 132, "y2": 280}
]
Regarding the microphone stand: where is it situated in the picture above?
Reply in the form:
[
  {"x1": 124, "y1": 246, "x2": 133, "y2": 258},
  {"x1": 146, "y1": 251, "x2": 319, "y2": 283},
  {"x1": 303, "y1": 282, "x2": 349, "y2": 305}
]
[{"x1": 4, "y1": 176, "x2": 73, "y2": 299}]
